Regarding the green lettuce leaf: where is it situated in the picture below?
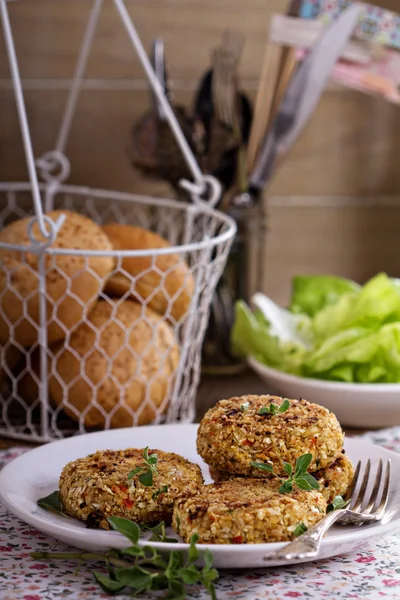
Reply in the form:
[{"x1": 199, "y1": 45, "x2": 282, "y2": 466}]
[
  {"x1": 290, "y1": 274, "x2": 360, "y2": 317},
  {"x1": 231, "y1": 301, "x2": 307, "y2": 375},
  {"x1": 232, "y1": 273, "x2": 400, "y2": 384},
  {"x1": 312, "y1": 273, "x2": 400, "y2": 343}
]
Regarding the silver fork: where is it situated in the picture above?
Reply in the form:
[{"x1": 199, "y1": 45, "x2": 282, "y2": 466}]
[{"x1": 263, "y1": 459, "x2": 391, "y2": 563}]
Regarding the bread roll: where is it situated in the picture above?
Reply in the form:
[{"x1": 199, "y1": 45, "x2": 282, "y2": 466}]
[
  {"x1": 103, "y1": 224, "x2": 194, "y2": 323},
  {"x1": 0, "y1": 210, "x2": 114, "y2": 346},
  {"x1": 48, "y1": 299, "x2": 180, "y2": 428}
]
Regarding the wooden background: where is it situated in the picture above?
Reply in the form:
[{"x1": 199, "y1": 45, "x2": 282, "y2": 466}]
[{"x1": 1, "y1": 0, "x2": 400, "y2": 305}]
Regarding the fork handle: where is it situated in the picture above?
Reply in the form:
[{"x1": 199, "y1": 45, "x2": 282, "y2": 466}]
[{"x1": 264, "y1": 509, "x2": 345, "y2": 562}]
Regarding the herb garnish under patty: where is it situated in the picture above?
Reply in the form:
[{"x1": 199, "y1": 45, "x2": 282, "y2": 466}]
[
  {"x1": 250, "y1": 453, "x2": 320, "y2": 494},
  {"x1": 31, "y1": 516, "x2": 218, "y2": 599},
  {"x1": 37, "y1": 491, "x2": 69, "y2": 518},
  {"x1": 128, "y1": 446, "x2": 159, "y2": 487},
  {"x1": 258, "y1": 398, "x2": 290, "y2": 416}
]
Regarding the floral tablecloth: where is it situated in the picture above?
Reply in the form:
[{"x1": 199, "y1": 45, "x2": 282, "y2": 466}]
[{"x1": 1, "y1": 430, "x2": 400, "y2": 600}]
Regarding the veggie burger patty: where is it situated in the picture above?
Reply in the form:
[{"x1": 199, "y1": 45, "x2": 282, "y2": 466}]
[
  {"x1": 172, "y1": 477, "x2": 327, "y2": 544},
  {"x1": 59, "y1": 448, "x2": 204, "y2": 528},
  {"x1": 197, "y1": 395, "x2": 344, "y2": 477},
  {"x1": 209, "y1": 451, "x2": 354, "y2": 505}
]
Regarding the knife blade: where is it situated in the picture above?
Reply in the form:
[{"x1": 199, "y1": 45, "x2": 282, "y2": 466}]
[{"x1": 249, "y1": 2, "x2": 362, "y2": 191}]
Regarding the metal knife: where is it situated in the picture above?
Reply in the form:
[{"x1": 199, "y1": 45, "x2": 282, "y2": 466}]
[{"x1": 231, "y1": 3, "x2": 362, "y2": 207}]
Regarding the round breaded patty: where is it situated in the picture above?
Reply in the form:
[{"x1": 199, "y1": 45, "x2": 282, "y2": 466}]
[
  {"x1": 59, "y1": 448, "x2": 203, "y2": 528},
  {"x1": 209, "y1": 452, "x2": 354, "y2": 505},
  {"x1": 313, "y1": 452, "x2": 354, "y2": 504},
  {"x1": 197, "y1": 395, "x2": 344, "y2": 477},
  {"x1": 172, "y1": 478, "x2": 327, "y2": 544}
]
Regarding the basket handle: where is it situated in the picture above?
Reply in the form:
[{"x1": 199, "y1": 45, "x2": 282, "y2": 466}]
[{"x1": 114, "y1": 0, "x2": 222, "y2": 208}]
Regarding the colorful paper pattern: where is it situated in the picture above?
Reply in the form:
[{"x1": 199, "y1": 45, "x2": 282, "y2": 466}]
[{"x1": 300, "y1": 1, "x2": 400, "y2": 50}]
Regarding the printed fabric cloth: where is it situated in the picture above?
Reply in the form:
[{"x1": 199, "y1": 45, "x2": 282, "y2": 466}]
[{"x1": 1, "y1": 429, "x2": 400, "y2": 599}]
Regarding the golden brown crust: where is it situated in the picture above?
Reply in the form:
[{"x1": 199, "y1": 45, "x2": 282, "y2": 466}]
[
  {"x1": 209, "y1": 452, "x2": 354, "y2": 505},
  {"x1": 48, "y1": 299, "x2": 180, "y2": 428},
  {"x1": 172, "y1": 477, "x2": 327, "y2": 544},
  {"x1": 103, "y1": 224, "x2": 194, "y2": 323},
  {"x1": 59, "y1": 448, "x2": 204, "y2": 527},
  {"x1": 197, "y1": 395, "x2": 344, "y2": 477},
  {"x1": 313, "y1": 452, "x2": 354, "y2": 504},
  {"x1": 0, "y1": 210, "x2": 114, "y2": 346}
]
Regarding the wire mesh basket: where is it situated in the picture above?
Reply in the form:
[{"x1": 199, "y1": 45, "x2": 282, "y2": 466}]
[{"x1": 0, "y1": 0, "x2": 236, "y2": 442}]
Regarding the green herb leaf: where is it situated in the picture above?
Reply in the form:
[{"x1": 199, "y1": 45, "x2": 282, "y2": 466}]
[
  {"x1": 108, "y1": 516, "x2": 141, "y2": 545},
  {"x1": 138, "y1": 469, "x2": 153, "y2": 487},
  {"x1": 145, "y1": 521, "x2": 178, "y2": 543},
  {"x1": 250, "y1": 461, "x2": 274, "y2": 473},
  {"x1": 283, "y1": 462, "x2": 293, "y2": 476},
  {"x1": 258, "y1": 404, "x2": 277, "y2": 416},
  {"x1": 127, "y1": 467, "x2": 144, "y2": 480},
  {"x1": 180, "y1": 565, "x2": 200, "y2": 584},
  {"x1": 37, "y1": 491, "x2": 67, "y2": 517},
  {"x1": 167, "y1": 579, "x2": 186, "y2": 599},
  {"x1": 122, "y1": 546, "x2": 145, "y2": 557},
  {"x1": 298, "y1": 472, "x2": 320, "y2": 490},
  {"x1": 240, "y1": 401, "x2": 250, "y2": 412},
  {"x1": 295, "y1": 453, "x2": 313, "y2": 476},
  {"x1": 114, "y1": 566, "x2": 154, "y2": 589},
  {"x1": 94, "y1": 572, "x2": 126, "y2": 593},
  {"x1": 327, "y1": 495, "x2": 348, "y2": 513},
  {"x1": 204, "y1": 580, "x2": 218, "y2": 600},
  {"x1": 279, "y1": 480, "x2": 293, "y2": 494},
  {"x1": 203, "y1": 548, "x2": 215, "y2": 572},
  {"x1": 278, "y1": 398, "x2": 290, "y2": 413},
  {"x1": 293, "y1": 523, "x2": 308, "y2": 538},
  {"x1": 29, "y1": 516, "x2": 217, "y2": 599},
  {"x1": 188, "y1": 539, "x2": 200, "y2": 563},
  {"x1": 152, "y1": 485, "x2": 169, "y2": 499}
]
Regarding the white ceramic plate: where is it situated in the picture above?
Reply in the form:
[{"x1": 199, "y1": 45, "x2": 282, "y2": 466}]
[
  {"x1": 249, "y1": 357, "x2": 400, "y2": 429},
  {"x1": 0, "y1": 424, "x2": 399, "y2": 568}
]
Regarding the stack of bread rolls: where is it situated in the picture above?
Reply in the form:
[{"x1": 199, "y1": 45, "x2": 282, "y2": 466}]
[{"x1": 0, "y1": 209, "x2": 194, "y2": 428}]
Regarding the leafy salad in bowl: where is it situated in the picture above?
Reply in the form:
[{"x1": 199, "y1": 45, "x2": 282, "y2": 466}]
[
  {"x1": 232, "y1": 273, "x2": 400, "y2": 427},
  {"x1": 233, "y1": 273, "x2": 400, "y2": 384}
]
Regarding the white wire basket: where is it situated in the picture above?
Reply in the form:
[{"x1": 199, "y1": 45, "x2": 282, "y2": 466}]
[{"x1": 0, "y1": 0, "x2": 236, "y2": 442}]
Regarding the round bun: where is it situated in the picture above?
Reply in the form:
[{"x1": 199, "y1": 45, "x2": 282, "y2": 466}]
[
  {"x1": 59, "y1": 448, "x2": 204, "y2": 528},
  {"x1": 172, "y1": 477, "x2": 327, "y2": 544},
  {"x1": 197, "y1": 395, "x2": 344, "y2": 477},
  {"x1": 0, "y1": 210, "x2": 114, "y2": 346},
  {"x1": 48, "y1": 299, "x2": 180, "y2": 428},
  {"x1": 103, "y1": 224, "x2": 194, "y2": 323}
]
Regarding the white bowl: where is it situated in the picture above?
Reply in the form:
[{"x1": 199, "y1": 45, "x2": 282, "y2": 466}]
[{"x1": 248, "y1": 357, "x2": 400, "y2": 429}]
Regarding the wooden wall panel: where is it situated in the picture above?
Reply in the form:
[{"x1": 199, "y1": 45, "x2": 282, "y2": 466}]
[{"x1": 264, "y1": 198, "x2": 400, "y2": 305}]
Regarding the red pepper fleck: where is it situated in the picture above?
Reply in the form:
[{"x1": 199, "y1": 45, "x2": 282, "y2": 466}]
[
  {"x1": 232, "y1": 535, "x2": 243, "y2": 544},
  {"x1": 241, "y1": 439, "x2": 254, "y2": 447},
  {"x1": 124, "y1": 499, "x2": 134, "y2": 509},
  {"x1": 119, "y1": 485, "x2": 128, "y2": 493},
  {"x1": 111, "y1": 485, "x2": 120, "y2": 493},
  {"x1": 311, "y1": 437, "x2": 317, "y2": 447}
]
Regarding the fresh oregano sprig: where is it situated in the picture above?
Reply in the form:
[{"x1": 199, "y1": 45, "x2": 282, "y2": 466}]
[
  {"x1": 128, "y1": 447, "x2": 159, "y2": 487},
  {"x1": 293, "y1": 522, "x2": 308, "y2": 537},
  {"x1": 30, "y1": 516, "x2": 218, "y2": 600},
  {"x1": 327, "y1": 495, "x2": 349, "y2": 513},
  {"x1": 258, "y1": 398, "x2": 290, "y2": 416},
  {"x1": 250, "y1": 453, "x2": 320, "y2": 494}
]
